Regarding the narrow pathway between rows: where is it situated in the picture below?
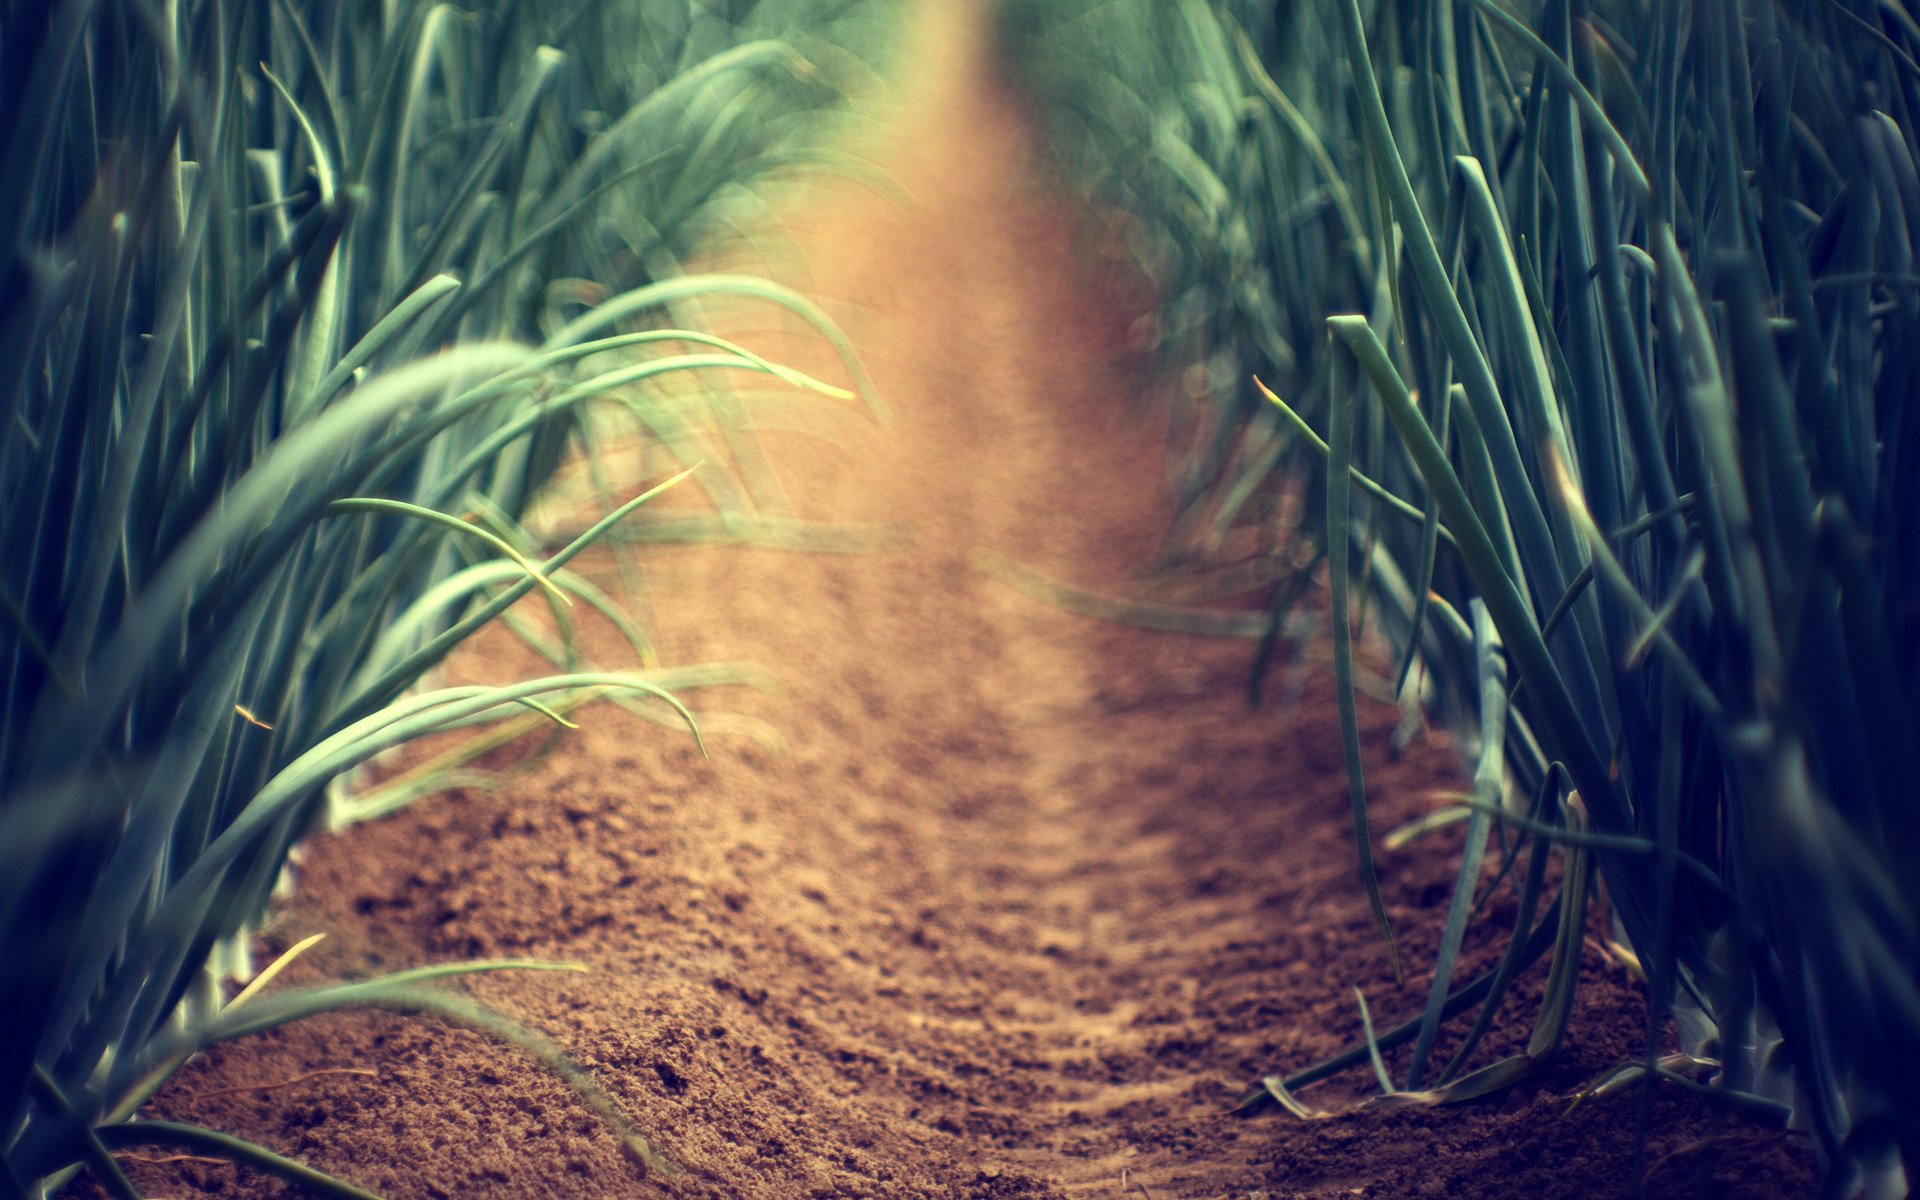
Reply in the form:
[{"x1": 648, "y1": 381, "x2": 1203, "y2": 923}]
[{"x1": 131, "y1": 6, "x2": 1803, "y2": 1198}]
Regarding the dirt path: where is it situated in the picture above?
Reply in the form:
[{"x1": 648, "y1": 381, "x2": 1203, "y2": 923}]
[{"x1": 127, "y1": 7, "x2": 1809, "y2": 1198}]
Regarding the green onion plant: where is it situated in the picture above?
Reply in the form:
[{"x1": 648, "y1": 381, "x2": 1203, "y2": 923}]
[
  {"x1": 1004, "y1": 1, "x2": 1920, "y2": 1192},
  {"x1": 0, "y1": 0, "x2": 893, "y2": 1194}
]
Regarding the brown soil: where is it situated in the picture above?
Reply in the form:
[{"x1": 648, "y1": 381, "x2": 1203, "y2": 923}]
[{"x1": 110, "y1": 6, "x2": 1814, "y2": 1199}]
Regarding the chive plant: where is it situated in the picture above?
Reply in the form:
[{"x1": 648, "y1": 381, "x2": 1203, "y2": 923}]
[
  {"x1": 1005, "y1": 0, "x2": 1920, "y2": 1192},
  {"x1": 0, "y1": 0, "x2": 891, "y2": 1194}
]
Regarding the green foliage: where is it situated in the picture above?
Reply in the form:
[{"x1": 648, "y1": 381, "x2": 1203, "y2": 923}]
[
  {"x1": 1007, "y1": 0, "x2": 1920, "y2": 1191},
  {"x1": 0, "y1": 0, "x2": 893, "y2": 1193}
]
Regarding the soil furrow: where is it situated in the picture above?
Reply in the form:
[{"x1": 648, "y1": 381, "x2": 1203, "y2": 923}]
[{"x1": 115, "y1": 6, "x2": 1812, "y2": 1198}]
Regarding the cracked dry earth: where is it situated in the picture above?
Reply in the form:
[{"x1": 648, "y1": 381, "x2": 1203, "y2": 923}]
[{"x1": 109, "y1": 5, "x2": 1812, "y2": 1198}]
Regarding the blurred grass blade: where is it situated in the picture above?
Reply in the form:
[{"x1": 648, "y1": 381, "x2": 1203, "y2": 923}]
[
  {"x1": 1326, "y1": 340, "x2": 1402, "y2": 981},
  {"x1": 93, "y1": 1122, "x2": 384, "y2": 1200}
]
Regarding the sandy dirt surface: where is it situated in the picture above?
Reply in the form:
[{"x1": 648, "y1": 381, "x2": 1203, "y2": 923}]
[{"x1": 109, "y1": 6, "x2": 1812, "y2": 1198}]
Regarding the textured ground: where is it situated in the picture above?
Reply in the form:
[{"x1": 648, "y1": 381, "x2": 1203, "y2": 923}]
[{"x1": 109, "y1": 6, "x2": 1811, "y2": 1198}]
